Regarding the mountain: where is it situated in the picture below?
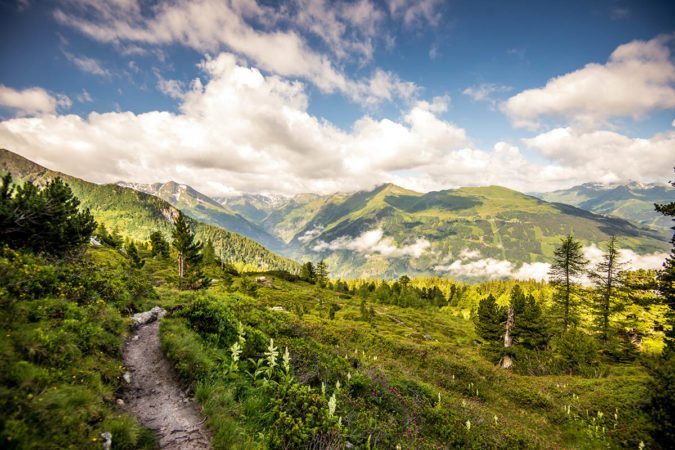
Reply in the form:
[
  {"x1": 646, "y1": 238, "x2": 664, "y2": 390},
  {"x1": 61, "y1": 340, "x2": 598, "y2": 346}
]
[
  {"x1": 267, "y1": 183, "x2": 669, "y2": 278},
  {"x1": 117, "y1": 181, "x2": 286, "y2": 252},
  {"x1": 216, "y1": 193, "x2": 296, "y2": 224},
  {"x1": 537, "y1": 181, "x2": 674, "y2": 231},
  {"x1": 0, "y1": 148, "x2": 298, "y2": 272}
]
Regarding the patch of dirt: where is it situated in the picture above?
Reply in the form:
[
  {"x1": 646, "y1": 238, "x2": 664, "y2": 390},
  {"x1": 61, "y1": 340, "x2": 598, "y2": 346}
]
[{"x1": 123, "y1": 320, "x2": 211, "y2": 449}]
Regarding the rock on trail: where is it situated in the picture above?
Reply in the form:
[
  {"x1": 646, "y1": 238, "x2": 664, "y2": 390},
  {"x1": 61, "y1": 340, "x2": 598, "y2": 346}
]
[{"x1": 123, "y1": 312, "x2": 211, "y2": 449}]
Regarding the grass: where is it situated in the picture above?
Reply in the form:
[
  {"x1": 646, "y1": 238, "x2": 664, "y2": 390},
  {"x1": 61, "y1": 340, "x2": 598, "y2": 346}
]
[{"x1": 157, "y1": 272, "x2": 659, "y2": 449}]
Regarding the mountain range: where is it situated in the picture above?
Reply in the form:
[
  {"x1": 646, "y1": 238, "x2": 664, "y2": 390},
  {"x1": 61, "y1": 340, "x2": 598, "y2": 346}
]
[
  {"x1": 536, "y1": 181, "x2": 674, "y2": 232},
  {"x1": 1, "y1": 148, "x2": 671, "y2": 279},
  {"x1": 0, "y1": 148, "x2": 298, "y2": 272}
]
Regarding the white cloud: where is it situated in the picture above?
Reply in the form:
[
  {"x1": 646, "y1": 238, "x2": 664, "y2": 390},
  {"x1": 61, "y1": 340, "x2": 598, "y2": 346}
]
[
  {"x1": 298, "y1": 226, "x2": 324, "y2": 243},
  {"x1": 387, "y1": 0, "x2": 443, "y2": 28},
  {"x1": 64, "y1": 52, "x2": 111, "y2": 77},
  {"x1": 434, "y1": 245, "x2": 666, "y2": 281},
  {"x1": 502, "y1": 35, "x2": 675, "y2": 128},
  {"x1": 0, "y1": 85, "x2": 71, "y2": 116},
  {"x1": 523, "y1": 127, "x2": 675, "y2": 183},
  {"x1": 155, "y1": 71, "x2": 185, "y2": 99},
  {"x1": 0, "y1": 53, "x2": 670, "y2": 197},
  {"x1": 53, "y1": 0, "x2": 419, "y2": 106},
  {"x1": 435, "y1": 248, "x2": 548, "y2": 280},
  {"x1": 313, "y1": 228, "x2": 430, "y2": 258},
  {"x1": 463, "y1": 83, "x2": 511, "y2": 108}
]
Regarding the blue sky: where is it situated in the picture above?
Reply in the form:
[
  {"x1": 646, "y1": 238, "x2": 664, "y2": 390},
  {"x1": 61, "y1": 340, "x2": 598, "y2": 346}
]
[{"x1": 0, "y1": 0, "x2": 673, "y2": 196}]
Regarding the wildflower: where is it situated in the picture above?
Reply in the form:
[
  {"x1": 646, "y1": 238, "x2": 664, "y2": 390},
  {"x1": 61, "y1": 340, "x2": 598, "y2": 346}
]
[
  {"x1": 335, "y1": 380, "x2": 341, "y2": 391},
  {"x1": 494, "y1": 415, "x2": 498, "y2": 425},
  {"x1": 321, "y1": 382, "x2": 326, "y2": 396},
  {"x1": 347, "y1": 372, "x2": 352, "y2": 381},
  {"x1": 466, "y1": 420, "x2": 471, "y2": 431},
  {"x1": 282, "y1": 347, "x2": 291, "y2": 374},
  {"x1": 328, "y1": 393, "x2": 337, "y2": 417}
]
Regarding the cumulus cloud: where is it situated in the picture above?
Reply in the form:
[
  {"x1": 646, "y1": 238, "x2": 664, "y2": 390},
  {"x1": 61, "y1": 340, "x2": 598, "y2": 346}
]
[
  {"x1": 523, "y1": 127, "x2": 675, "y2": 183},
  {"x1": 0, "y1": 52, "x2": 671, "y2": 196},
  {"x1": 313, "y1": 228, "x2": 431, "y2": 259},
  {"x1": 502, "y1": 35, "x2": 675, "y2": 128},
  {"x1": 0, "y1": 85, "x2": 71, "y2": 116},
  {"x1": 53, "y1": 0, "x2": 420, "y2": 106},
  {"x1": 0, "y1": 53, "x2": 474, "y2": 195}
]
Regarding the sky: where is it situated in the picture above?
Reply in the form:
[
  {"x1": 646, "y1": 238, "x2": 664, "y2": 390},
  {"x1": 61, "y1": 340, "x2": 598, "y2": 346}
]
[{"x1": 0, "y1": 0, "x2": 673, "y2": 197}]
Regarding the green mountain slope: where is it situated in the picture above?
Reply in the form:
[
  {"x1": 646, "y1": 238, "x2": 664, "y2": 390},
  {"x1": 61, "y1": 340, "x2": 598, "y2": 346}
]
[
  {"x1": 537, "y1": 182, "x2": 675, "y2": 231},
  {"x1": 0, "y1": 148, "x2": 298, "y2": 272},
  {"x1": 118, "y1": 181, "x2": 286, "y2": 252},
  {"x1": 281, "y1": 184, "x2": 669, "y2": 278}
]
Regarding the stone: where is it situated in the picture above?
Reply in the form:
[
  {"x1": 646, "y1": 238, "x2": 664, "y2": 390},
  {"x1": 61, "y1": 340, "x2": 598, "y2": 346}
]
[{"x1": 131, "y1": 306, "x2": 166, "y2": 328}]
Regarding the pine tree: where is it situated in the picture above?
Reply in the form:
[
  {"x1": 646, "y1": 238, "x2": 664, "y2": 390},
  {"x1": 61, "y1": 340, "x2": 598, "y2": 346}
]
[
  {"x1": 655, "y1": 178, "x2": 675, "y2": 351},
  {"x1": 126, "y1": 241, "x2": 145, "y2": 269},
  {"x1": 512, "y1": 291, "x2": 548, "y2": 350},
  {"x1": 316, "y1": 259, "x2": 328, "y2": 287},
  {"x1": 300, "y1": 261, "x2": 316, "y2": 283},
  {"x1": 202, "y1": 238, "x2": 217, "y2": 266},
  {"x1": 589, "y1": 236, "x2": 625, "y2": 342},
  {"x1": 647, "y1": 175, "x2": 675, "y2": 447},
  {"x1": 149, "y1": 231, "x2": 170, "y2": 258},
  {"x1": 171, "y1": 212, "x2": 209, "y2": 290},
  {"x1": 475, "y1": 294, "x2": 506, "y2": 343},
  {"x1": 0, "y1": 173, "x2": 96, "y2": 256},
  {"x1": 549, "y1": 234, "x2": 589, "y2": 332}
]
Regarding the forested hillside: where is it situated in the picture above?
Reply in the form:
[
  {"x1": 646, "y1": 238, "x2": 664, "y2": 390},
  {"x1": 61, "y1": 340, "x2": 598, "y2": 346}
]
[
  {"x1": 0, "y1": 148, "x2": 298, "y2": 272},
  {"x1": 261, "y1": 183, "x2": 669, "y2": 278}
]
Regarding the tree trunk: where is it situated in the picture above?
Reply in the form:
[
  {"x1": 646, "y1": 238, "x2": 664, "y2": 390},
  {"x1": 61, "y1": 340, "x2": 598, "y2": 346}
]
[{"x1": 500, "y1": 306, "x2": 515, "y2": 369}]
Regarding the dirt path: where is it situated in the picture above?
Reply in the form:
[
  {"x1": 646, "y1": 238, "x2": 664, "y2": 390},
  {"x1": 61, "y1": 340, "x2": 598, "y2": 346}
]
[{"x1": 123, "y1": 320, "x2": 211, "y2": 449}]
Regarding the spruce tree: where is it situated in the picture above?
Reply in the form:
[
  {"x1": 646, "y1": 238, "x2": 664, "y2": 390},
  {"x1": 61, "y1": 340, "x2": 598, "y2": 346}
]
[
  {"x1": 647, "y1": 175, "x2": 675, "y2": 447},
  {"x1": 202, "y1": 238, "x2": 217, "y2": 266},
  {"x1": 549, "y1": 234, "x2": 589, "y2": 332},
  {"x1": 475, "y1": 294, "x2": 506, "y2": 344},
  {"x1": 316, "y1": 259, "x2": 328, "y2": 286},
  {"x1": 149, "y1": 231, "x2": 170, "y2": 258},
  {"x1": 300, "y1": 261, "x2": 316, "y2": 283},
  {"x1": 171, "y1": 212, "x2": 209, "y2": 290},
  {"x1": 126, "y1": 241, "x2": 145, "y2": 269},
  {"x1": 589, "y1": 236, "x2": 625, "y2": 342},
  {"x1": 0, "y1": 173, "x2": 96, "y2": 256}
]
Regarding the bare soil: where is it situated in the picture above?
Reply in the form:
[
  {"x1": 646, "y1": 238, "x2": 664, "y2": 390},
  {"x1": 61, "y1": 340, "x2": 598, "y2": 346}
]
[{"x1": 123, "y1": 320, "x2": 211, "y2": 449}]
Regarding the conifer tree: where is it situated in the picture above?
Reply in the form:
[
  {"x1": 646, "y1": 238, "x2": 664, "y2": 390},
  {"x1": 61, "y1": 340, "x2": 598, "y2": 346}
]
[
  {"x1": 316, "y1": 259, "x2": 328, "y2": 286},
  {"x1": 126, "y1": 241, "x2": 145, "y2": 269},
  {"x1": 171, "y1": 212, "x2": 209, "y2": 290},
  {"x1": 475, "y1": 294, "x2": 506, "y2": 343},
  {"x1": 0, "y1": 173, "x2": 96, "y2": 256},
  {"x1": 648, "y1": 175, "x2": 675, "y2": 447},
  {"x1": 202, "y1": 238, "x2": 217, "y2": 266},
  {"x1": 149, "y1": 231, "x2": 170, "y2": 258},
  {"x1": 549, "y1": 234, "x2": 589, "y2": 332},
  {"x1": 589, "y1": 236, "x2": 625, "y2": 342},
  {"x1": 300, "y1": 261, "x2": 316, "y2": 283}
]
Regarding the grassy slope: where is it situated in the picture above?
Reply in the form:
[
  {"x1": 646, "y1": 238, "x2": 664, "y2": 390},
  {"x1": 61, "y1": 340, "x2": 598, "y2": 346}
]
[
  {"x1": 0, "y1": 148, "x2": 299, "y2": 272},
  {"x1": 539, "y1": 183, "x2": 674, "y2": 232},
  {"x1": 157, "y1": 272, "x2": 657, "y2": 449},
  {"x1": 280, "y1": 184, "x2": 668, "y2": 278}
]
